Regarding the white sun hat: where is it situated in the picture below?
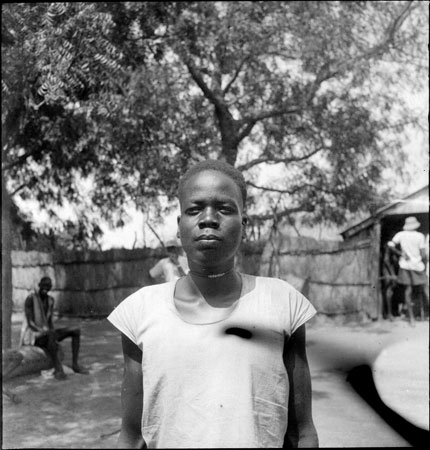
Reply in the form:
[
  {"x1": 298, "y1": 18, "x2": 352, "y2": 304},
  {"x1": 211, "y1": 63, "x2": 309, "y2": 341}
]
[{"x1": 403, "y1": 216, "x2": 421, "y2": 231}]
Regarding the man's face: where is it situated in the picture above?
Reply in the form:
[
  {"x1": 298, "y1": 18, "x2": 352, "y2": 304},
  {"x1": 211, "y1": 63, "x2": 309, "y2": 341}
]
[
  {"x1": 177, "y1": 170, "x2": 246, "y2": 269},
  {"x1": 39, "y1": 280, "x2": 52, "y2": 297}
]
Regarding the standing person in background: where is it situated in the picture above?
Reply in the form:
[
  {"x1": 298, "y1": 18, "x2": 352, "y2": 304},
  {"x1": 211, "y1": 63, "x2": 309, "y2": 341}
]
[
  {"x1": 108, "y1": 159, "x2": 318, "y2": 448},
  {"x1": 148, "y1": 239, "x2": 189, "y2": 282},
  {"x1": 381, "y1": 243, "x2": 398, "y2": 321},
  {"x1": 388, "y1": 217, "x2": 428, "y2": 325},
  {"x1": 20, "y1": 276, "x2": 89, "y2": 380}
]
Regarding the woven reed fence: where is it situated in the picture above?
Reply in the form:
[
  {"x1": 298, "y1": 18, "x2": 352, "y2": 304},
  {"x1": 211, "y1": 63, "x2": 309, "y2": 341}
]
[{"x1": 12, "y1": 234, "x2": 377, "y2": 321}]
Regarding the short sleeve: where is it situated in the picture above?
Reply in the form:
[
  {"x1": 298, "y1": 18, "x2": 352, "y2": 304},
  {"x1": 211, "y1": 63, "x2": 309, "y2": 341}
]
[
  {"x1": 391, "y1": 232, "x2": 401, "y2": 245},
  {"x1": 268, "y1": 277, "x2": 317, "y2": 336},
  {"x1": 289, "y1": 288, "x2": 317, "y2": 335},
  {"x1": 107, "y1": 293, "x2": 141, "y2": 345}
]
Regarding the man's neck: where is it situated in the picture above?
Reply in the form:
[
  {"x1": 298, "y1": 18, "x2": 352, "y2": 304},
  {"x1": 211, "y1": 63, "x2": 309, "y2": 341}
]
[
  {"x1": 184, "y1": 270, "x2": 241, "y2": 306},
  {"x1": 173, "y1": 270, "x2": 243, "y2": 325}
]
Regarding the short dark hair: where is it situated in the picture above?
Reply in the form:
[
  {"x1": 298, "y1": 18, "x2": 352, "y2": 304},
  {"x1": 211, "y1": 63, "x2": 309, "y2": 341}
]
[
  {"x1": 40, "y1": 277, "x2": 52, "y2": 285},
  {"x1": 178, "y1": 160, "x2": 247, "y2": 205}
]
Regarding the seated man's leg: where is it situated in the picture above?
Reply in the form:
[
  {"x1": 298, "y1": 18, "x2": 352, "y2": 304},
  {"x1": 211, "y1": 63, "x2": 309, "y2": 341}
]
[
  {"x1": 35, "y1": 331, "x2": 67, "y2": 380},
  {"x1": 54, "y1": 327, "x2": 89, "y2": 374}
]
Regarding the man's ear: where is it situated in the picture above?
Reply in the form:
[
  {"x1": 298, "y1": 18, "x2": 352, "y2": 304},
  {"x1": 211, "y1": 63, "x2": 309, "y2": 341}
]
[
  {"x1": 176, "y1": 215, "x2": 181, "y2": 238},
  {"x1": 241, "y1": 215, "x2": 248, "y2": 239}
]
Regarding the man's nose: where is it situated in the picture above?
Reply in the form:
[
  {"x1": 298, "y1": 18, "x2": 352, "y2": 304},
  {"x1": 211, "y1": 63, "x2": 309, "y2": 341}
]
[{"x1": 198, "y1": 208, "x2": 219, "y2": 229}]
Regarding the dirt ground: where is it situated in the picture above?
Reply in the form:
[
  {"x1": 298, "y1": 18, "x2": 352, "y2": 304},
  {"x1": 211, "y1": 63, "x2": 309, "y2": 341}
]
[
  {"x1": 306, "y1": 317, "x2": 429, "y2": 447},
  {"x1": 2, "y1": 316, "x2": 123, "y2": 449},
  {"x1": 2, "y1": 313, "x2": 428, "y2": 448}
]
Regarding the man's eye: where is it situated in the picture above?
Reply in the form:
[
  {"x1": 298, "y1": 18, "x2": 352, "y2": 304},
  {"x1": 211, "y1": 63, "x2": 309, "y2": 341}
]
[
  {"x1": 220, "y1": 206, "x2": 234, "y2": 214},
  {"x1": 186, "y1": 207, "x2": 200, "y2": 215}
]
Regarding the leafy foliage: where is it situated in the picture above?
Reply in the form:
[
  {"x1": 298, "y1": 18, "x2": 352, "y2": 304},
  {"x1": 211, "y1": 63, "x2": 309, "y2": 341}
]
[{"x1": 2, "y1": 1, "x2": 428, "y2": 247}]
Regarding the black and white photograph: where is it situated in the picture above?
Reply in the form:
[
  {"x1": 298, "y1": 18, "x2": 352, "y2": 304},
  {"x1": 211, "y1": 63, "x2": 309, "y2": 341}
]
[{"x1": 2, "y1": 2, "x2": 428, "y2": 448}]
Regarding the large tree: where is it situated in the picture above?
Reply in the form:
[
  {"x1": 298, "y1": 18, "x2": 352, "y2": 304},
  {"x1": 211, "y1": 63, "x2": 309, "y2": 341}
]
[
  {"x1": 2, "y1": 1, "x2": 428, "y2": 239},
  {"x1": 2, "y1": 1, "x2": 427, "y2": 348}
]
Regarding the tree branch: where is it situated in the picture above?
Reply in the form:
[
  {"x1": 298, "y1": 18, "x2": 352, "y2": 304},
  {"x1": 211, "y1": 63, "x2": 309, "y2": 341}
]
[
  {"x1": 235, "y1": 119, "x2": 257, "y2": 144},
  {"x1": 318, "y1": 1, "x2": 415, "y2": 82},
  {"x1": 237, "y1": 157, "x2": 271, "y2": 172},
  {"x1": 233, "y1": 103, "x2": 303, "y2": 150},
  {"x1": 248, "y1": 205, "x2": 313, "y2": 222},
  {"x1": 237, "y1": 146, "x2": 325, "y2": 172},
  {"x1": 300, "y1": 2, "x2": 415, "y2": 108},
  {"x1": 247, "y1": 181, "x2": 291, "y2": 194},
  {"x1": 9, "y1": 183, "x2": 27, "y2": 197},
  {"x1": 2, "y1": 150, "x2": 37, "y2": 171},
  {"x1": 184, "y1": 56, "x2": 225, "y2": 111},
  {"x1": 242, "y1": 105, "x2": 301, "y2": 124},
  {"x1": 222, "y1": 56, "x2": 249, "y2": 95},
  {"x1": 246, "y1": 181, "x2": 338, "y2": 197}
]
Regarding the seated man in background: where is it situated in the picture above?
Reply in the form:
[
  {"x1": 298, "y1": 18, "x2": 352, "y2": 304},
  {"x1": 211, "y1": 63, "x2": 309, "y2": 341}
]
[
  {"x1": 20, "y1": 276, "x2": 89, "y2": 380},
  {"x1": 148, "y1": 239, "x2": 189, "y2": 282}
]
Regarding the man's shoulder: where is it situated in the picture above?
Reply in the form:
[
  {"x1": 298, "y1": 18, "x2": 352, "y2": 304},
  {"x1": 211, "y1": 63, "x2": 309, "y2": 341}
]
[
  {"x1": 25, "y1": 292, "x2": 39, "y2": 303},
  {"x1": 123, "y1": 281, "x2": 174, "y2": 304},
  {"x1": 111, "y1": 282, "x2": 173, "y2": 321},
  {"x1": 155, "y1": 257, "x2": 173, "y2": 268},
  {"x1": 24, "y1": 292, "x2": 35, "y2": 306},
  {"x1": 25, "y1": 292, "x2": 55, "y2": 305},
  {"x1": 247, "y1": 275, "x2": 315, "y2": 323},
  {"x1": 401, "y1": 230, "x2": 424, "y2": 240},
  {"x1": 252, "y1": 274, "x2": 300, "y2": 295}
]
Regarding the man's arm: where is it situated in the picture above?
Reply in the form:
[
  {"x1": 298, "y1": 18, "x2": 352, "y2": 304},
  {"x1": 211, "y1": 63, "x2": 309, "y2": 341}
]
[
  {"x1": 24, "y1": 296, "x2": 48, "y2": 333},
  {"x1": 47, "y1": 297, "x2": 55, "y2": 330},
  {"x1": 117, "y1": 333, "x2": 146, "y2": 449},
  {"x1": 420, "y1": 248, "x2": 428, "y2": 266},
  {"x1": 387, "y1": 241, "x2": 404, "y2": 258},
  {"x1": 283, "y1": 324, "x2": 319, "y2": 448}
]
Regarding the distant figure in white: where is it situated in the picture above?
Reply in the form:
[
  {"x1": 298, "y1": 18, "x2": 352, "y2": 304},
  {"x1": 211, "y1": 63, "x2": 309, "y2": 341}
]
[
  {"x1": 149, "y1": 239, "x2": 189, "y2": 282},
  {"x1": 388, "y1": 216, "x2": 428, "y2": 325}
]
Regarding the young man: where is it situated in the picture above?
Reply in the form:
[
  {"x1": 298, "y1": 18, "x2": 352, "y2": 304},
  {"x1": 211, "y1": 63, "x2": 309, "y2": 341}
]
[
  {"x1": 20, "y1": 276, "x2": 89, "y2": 380},
  {"x1": 148, "y1": 239, "x2": 189, "y2": 282},
  {"x1": 108, "y1": 160, "x2": 319, "y2": 448},
  {"x1": 388, "y1": 216, "x2": 428, "y2": 325}
]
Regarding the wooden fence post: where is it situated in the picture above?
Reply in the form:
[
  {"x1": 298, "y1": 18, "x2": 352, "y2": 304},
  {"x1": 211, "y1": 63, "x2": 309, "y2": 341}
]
[
  {"x1": 2, "y1": 178, "x2": 12, "y2": 349},
  {"x1": 370, "y1": 221, "x2": 382, "y2": 320}
]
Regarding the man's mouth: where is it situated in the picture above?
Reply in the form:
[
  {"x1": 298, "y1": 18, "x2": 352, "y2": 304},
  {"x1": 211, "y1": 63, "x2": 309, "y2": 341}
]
[{"x1": 196, "y1": 234, "x2": 221, "y2": 241}]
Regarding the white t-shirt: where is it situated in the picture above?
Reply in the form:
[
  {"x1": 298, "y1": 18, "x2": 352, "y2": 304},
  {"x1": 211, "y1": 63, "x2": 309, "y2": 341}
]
[
  {"x1": 389, "y1": 230, "x2": 426, "y2": 272},
  {"x1": 149, "y1": 256, "x2": 189, "y2": 282},
  {"x1": 108, "y1": 274, "x2": 316, "y2": 448}
]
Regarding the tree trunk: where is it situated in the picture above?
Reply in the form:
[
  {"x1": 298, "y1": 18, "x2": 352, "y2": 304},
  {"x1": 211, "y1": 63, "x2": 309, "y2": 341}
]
[{"x1": 2, "y1": 177, "x2": 13, "y2": 349}]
